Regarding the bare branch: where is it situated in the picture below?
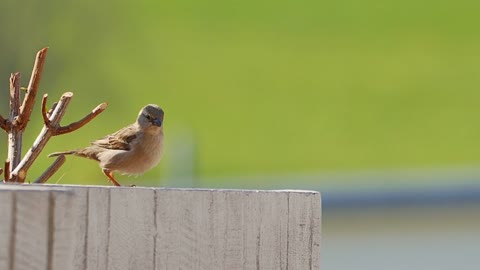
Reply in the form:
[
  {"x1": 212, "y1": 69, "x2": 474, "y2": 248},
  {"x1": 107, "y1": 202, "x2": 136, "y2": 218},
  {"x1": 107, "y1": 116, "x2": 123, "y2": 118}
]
[
  {"x1": 3, "y1": 48, "x2": 106, "y2": 183},
  {"x1": 53, "y1": 102, "x2": 108, "y2": 135},
  {"x1": 0, "y1": 114, "x2": 10, "y2": 132},
  {"x1": 9, "y1": 73, "x2": 21, "y2": 118},
  {"x1": 41, "y1": 94, "x2": 52, "y2": 127},
  {"x1": 11, "y1": 92, "x2": 73, "y2": 182},
  {"x1": 17, "y1": 47, "x2": 48, "y2": 130},
  {"x1": 34, "y1": 155, "x2": 66, "y2": 184},
  {"x1": 8, "y1": 72, "x2": 23, "y2": 179},
  {"x1": 47, "y1": 102, "x2": 57, "y2": 117},
  {"x1": 4, "y1": 160, "x2": 10, "y2": 182}
]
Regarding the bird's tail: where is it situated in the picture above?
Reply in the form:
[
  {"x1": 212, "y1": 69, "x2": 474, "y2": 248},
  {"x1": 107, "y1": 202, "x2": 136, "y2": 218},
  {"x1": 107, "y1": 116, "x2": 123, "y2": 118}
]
[
  {"x1": 48, "y1": 148, "x2": 99, "y2": 161},
  {"x1": 48, "y1": 150, "x2": 77, "y2": 158}
]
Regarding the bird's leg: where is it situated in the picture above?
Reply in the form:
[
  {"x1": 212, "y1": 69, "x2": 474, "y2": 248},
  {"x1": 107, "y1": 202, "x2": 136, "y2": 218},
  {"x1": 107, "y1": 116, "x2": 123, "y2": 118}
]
[{"x1": 102, "y1": 169, "x2": 122, "y2": 186}]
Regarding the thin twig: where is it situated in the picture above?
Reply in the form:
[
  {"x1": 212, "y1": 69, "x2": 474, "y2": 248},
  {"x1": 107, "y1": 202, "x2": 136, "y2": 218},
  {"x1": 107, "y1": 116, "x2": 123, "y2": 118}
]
[
  {"x1": 9, "y1": 73, "x2": 21, "y2": 119},
  {"x1": 17, "y1": 47, "x2": 48, "y2": 130},
  {"x1": 41, "y1": 94, "x2": 52, "y2": 127},
  {"x1": 11, "y1": 92, "x2": 73, "y2": 182},
  {"x1": 7, "y1": 73, "x2": 22, "y2": 180},
  {"x1": 34, "y1": 155, "x2": 66, "y2": 184},
  {"x1": 0, "y1": 115, "x2": 10, "y2": 132},
  {"x1": 4, "y1": 160, "x2": 10, "y2": 182},
  {"x1": 53, "y1": 102, "x2": 108, "y2": 135},
  {"x1": 47, "y1": 102, "x2": 58, "y2": 118}
]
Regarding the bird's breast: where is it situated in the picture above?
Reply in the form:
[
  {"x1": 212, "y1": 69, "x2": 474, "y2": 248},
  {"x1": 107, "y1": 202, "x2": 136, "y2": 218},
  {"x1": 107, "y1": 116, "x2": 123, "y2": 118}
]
[
  {"x1": 101, "y1": 131, "x2": 164, "y2": 175},
  {"x1": 134, "y1": 132, "x2": 164, "y2": 167}
]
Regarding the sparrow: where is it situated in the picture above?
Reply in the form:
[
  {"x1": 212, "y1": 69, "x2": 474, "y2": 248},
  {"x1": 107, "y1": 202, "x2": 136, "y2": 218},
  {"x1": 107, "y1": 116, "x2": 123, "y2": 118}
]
[{"x1": 49, "y1": 104, "x2": 164, "y2": 186}]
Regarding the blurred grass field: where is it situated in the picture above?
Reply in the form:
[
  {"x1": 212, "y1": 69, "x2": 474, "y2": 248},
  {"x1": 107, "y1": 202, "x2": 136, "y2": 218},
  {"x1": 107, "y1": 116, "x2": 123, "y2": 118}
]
[{"x1": 1, "y1": 0, "x2": 480, "y2": 186}]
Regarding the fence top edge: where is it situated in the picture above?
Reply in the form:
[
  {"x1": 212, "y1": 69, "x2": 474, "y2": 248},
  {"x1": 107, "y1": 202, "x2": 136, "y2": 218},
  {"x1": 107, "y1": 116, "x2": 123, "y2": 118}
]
[
  {"x1": 0, "y1": 183, "x2": 73, "y2": 193},
  {"x1": 14, "y1": 183, "x2": 319, "y2": 195}
]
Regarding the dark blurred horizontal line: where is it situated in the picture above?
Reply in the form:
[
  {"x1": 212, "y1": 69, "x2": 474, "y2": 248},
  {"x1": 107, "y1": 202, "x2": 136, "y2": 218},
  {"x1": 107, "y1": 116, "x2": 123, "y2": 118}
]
[
  {"x1": 321, "y1": 184, "x2": 480, "y2": 209},
  {"x1": 192, "y1": 167, "x2": 480, "y2": 210}
]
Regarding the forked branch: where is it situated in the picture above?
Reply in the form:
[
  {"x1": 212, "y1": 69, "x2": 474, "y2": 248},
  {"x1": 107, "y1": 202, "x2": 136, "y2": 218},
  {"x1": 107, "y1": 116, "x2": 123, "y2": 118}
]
[
  {"x1": 41, "y1": 94, "x2": 107, "y2": 135},
  {"x1": 16, "y1": 48, "x2": 48, "y2": 130},
  {"x1": 11, "y1": 92, "x2": 107, "y2": 182},
  {"x1": 53, "y1": 102, "x2": 108, "y2": 135},
  {"x1": 2, "y1": 47, "x2": 107, "y2": 183}
]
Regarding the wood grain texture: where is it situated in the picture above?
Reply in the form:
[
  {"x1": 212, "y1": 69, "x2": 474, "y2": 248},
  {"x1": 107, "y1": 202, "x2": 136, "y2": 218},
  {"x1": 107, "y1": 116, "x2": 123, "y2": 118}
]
[
  {"x1": 71, "y1": 187, "x2": 88, "y2": 270},
  {"x1": 154, "y1": 189, "x2": 320, "y2": 270},
  {"x1": 0, "y1": 186, "x2": 76, "y2": 270},
  {"x1": 13, "y1": 189, "x2": 50, "y2": 270},
  {"x1": 50, "y1": 189, "x2": 78, "y2": 270},
  {"x1": 0, "y1": 191, "x2": 13, "y2": 269},
  {"x1": 108, "y1": 188, "x2": 156, "y2": 270},
  {"x1": 287, "y1": 191, "x2": 322, "y2": 270},
  {"x1": 85, "y1": 187, "x2": 110, "y2": 270},
  {"x1": 0, "y1": 185, "x2": 321, "y2": 270}
]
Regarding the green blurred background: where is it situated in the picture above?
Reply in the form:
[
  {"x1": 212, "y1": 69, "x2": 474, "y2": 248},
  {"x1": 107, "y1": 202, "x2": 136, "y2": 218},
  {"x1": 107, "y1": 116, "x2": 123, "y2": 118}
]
[
  {"x1": 1, "y1": 0, "x2": 480, "y2": 186},
  {"x1": 2, "y1": 1, "x2": 480, "y2": 269}
]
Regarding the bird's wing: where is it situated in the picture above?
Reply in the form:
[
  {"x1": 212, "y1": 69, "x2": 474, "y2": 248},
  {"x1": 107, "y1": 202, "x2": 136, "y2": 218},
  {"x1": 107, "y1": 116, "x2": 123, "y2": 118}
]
[{"x1": 91, "y1": 125, "x2": 137, "y2": 151}]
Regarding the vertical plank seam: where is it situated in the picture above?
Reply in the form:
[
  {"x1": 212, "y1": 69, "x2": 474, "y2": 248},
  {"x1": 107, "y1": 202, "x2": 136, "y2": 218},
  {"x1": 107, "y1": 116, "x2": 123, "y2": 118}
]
[
  {"x1": 285, "y1": 193, "x2": 290, "y2": 270},
  {"x1": 255, "y1": 226, "x2": 261, "y2": 270},
  {"x1": 255, "y1": 195, "x2": 262, "y2": 270},
  {"x1": 47, "y1": 192, "x2": 55, "y2": 270},
  {"x1": 278, "y1": 194, "x2": 284, "y2": 270},
  {"x1": 222, "y1": 193, "x2": 227, "y2": 270},
  {"x1": 309, "y1": 196, "x2": 314, "y2": 270},
  {"x1": 83, "y1": 189, "x2": 90, "y2": 269},
  {"x1": 153, "y1": 189, "x2": 158, "y2": 270},
  {"x1": 8, "y1": 191, "x2": 17, "y2": 270},
  {"x1": 242, "y1": 206, "x2": 247, "y2": 270},
  {"x1": 105, "y1": 189, "x2": 111, "y2": 270},
  {"x1": 242, "y1": 194, "x2": 246, "y2": 269}
]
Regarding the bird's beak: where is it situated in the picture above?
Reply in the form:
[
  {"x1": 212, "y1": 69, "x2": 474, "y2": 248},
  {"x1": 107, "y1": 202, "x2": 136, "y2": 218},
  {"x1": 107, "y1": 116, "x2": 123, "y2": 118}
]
[{"x1": 152, "y1": 118, "x2": 162, "y2": 127}]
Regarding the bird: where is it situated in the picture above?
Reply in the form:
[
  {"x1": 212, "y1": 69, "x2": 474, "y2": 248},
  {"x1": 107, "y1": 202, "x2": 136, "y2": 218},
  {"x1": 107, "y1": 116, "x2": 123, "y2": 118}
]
[{"x1": 49, "y1": 104, "x2": 164, "y2": 186}]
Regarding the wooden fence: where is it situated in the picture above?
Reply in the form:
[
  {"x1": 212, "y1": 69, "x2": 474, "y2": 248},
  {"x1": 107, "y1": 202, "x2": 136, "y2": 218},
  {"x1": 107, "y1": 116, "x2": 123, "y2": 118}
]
[{"x1": 0, "y1": 185, "x2": 321, "y2": 270}]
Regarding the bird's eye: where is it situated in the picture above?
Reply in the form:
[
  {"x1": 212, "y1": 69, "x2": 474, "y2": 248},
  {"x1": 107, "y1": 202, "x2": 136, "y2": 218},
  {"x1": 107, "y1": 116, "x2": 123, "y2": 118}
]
[{"x1": 144, "y1": 114, "x2": 152, "y2": 120}]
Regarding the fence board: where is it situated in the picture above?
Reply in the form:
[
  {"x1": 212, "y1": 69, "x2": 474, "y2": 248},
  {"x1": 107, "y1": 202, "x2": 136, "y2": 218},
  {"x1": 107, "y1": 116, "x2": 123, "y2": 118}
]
[
  {"x1": 0, "y1": 185, "x2": 321, "y2": 270},
  {"x1": 0, "y1": 190, "x2": 13, "y2": 270}
]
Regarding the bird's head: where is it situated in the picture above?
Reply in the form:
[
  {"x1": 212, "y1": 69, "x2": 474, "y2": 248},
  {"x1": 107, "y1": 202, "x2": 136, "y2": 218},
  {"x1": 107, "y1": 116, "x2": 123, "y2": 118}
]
[{"x1": 137, "y1": 104, "x2": 164, "y2": 130}]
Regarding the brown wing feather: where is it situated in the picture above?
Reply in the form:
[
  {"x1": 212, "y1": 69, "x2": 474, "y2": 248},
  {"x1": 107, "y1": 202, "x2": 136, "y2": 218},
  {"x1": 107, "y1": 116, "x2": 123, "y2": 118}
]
[{"x1": 91, "y1": 125, "x2": 137, "y2": 151}]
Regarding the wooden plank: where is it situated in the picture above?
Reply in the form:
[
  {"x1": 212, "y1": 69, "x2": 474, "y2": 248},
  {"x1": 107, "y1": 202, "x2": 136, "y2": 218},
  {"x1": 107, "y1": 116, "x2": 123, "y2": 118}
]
[
  {"x1": 0, "y1": 190, "x2": 13, "y2": 270},
  {"x1": 71, "y1": 186, "x2": 157, "y2": 270},
  {"x1": 222, "y1": 191, "x2": 244, "y2": 269},
  {"x1": 85, "y1": 187, "x2": 110, "y2": 270},
  {"x1": 0, "y1": 186, "x2": 76, "y2": 270},
  {"x1": 13, "y1": 188, "x2": 50, "y2": 270},
  {"x1": 107, "y1": 187, "x2": 156, "y2": 270},
  {"x1": 246, "y1": 191, "x2": 289, "y2": 269},
  {"x1": 155, "y1": 189, "x2": 192, "y2": 269},
  {"x1": 71, "y1": 187, "x2": 88, "y2": 270},
  {"x1": 287, "y1": 191, "x2": 322, "y2": 270},
  {"x1": 50, "y1": 190, "x2": 77, "y2": 270}
]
